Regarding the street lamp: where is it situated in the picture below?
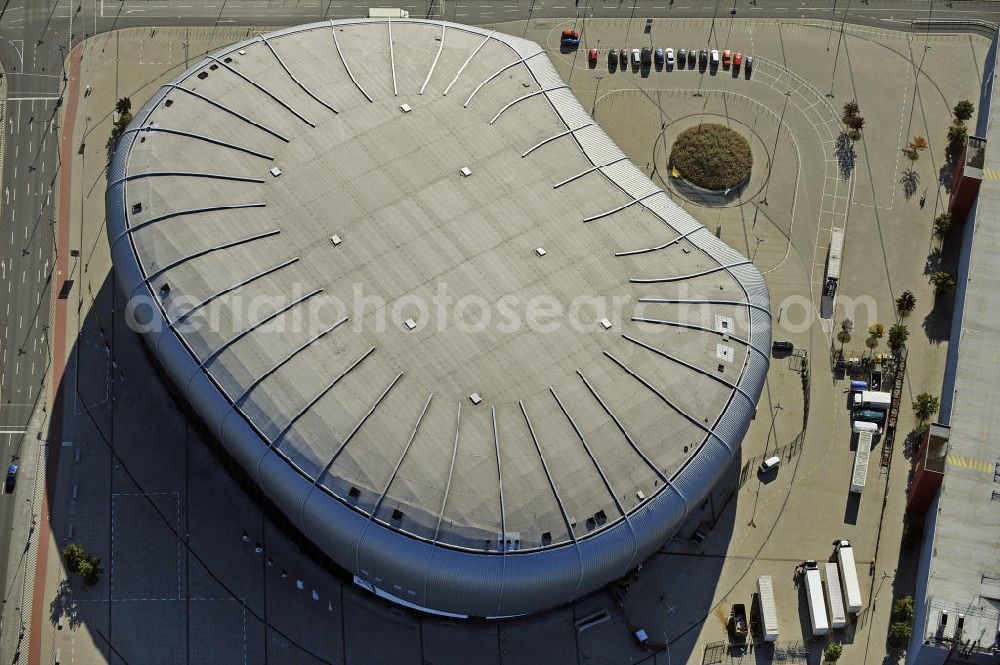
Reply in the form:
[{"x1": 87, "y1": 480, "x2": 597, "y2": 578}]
[
  {"x1": 760, "y1": 91, "x2": 790, "y2": 207},
  {"x1": 591, "y1": 75, "x2": 603, "y2": 115}
]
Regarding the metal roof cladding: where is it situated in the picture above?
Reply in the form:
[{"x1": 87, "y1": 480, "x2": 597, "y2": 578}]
[{"x1": 106, "y1": 19, "x2": 771, "y2": 618}]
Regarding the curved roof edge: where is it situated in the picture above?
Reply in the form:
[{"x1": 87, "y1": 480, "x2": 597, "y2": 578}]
[{"x1": 106, "y1": 19, "x2": 771, "y2": 618}]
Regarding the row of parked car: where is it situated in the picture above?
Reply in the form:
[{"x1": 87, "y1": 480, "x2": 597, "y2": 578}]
[{"x1": 592, "y1": 45, "x2": 753, "y2": 72}]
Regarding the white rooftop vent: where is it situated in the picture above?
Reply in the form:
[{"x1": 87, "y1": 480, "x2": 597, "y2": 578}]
[
  {"x1": 400, "y1": 103, "x2": 412, "y2": 113},
  {"x1": 238, "y1": 49, "x2": 246, "y2": 55},
  {"x1": 469, "y1": 392, "x2": 482, "y2": 405},
  {"x1": 404, "y1": 318, "x2": 417, "y2": 331},
  {"x1": 716, "y1": 344, "x2": 734, "y2": 363},
  {"x1": 330, "y1": 234, "x2": 342, "y2": 246},
  {"x1": 460, "y1": 166, "x2": 472, "y2": 177},
  {"x1": 636, "y1": 490, "x2": 645, "y2": 500},
  {"x1": 599, "y1": 318, "x2": 613, "y2": 330},
  {"x1": 269, "y1": 167, "x2": 282, "y2": 177},
  {"x1": 535, "y1": 247, "x2": 546, "y2": 257}
]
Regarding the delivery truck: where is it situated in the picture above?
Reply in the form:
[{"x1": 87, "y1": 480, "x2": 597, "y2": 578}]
[
  {"x1": 825, "y1": 563, "x2": 848, "y2": 629},
  {"x1": 852, "y1": 390, "x2": 891, "y2": 409},
  {"x1": 803, "y1": 561, "x2": 830, "y2": 635},
  {"x1": 836, "y1": 540, "x2": 864, "y2": 613},
  {"x1": 851, "y1": 430, "x2": 873, "y2": 493},
  {"x1": 757, "y1": 575, "x2": 780, "y2": 641}
]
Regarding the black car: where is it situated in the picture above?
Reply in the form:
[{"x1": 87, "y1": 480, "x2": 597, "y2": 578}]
[
  {"x1": 699, "y1": 48, "x2": 708, "y2": 66},
  {"x1": 5, "y1": 465, "x2": 17, "y2": 493},
  {"x1": 688, "y1": 48, "x2": 697, "y2": 66},
  {"x1": 772, "y1": 340, "x2": 794, "y2": 353},
  {"x1": 640, "y1": 46, "x2": 651, "y2": 67}
]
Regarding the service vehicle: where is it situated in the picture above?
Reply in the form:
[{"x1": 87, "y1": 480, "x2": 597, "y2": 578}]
[
  {"x1": 852, "y1": 420, "x2": 880, "y2": 434},
  {"x1": 825, "y1": 228, "x2": 844, "y2": 295},
  {"x1": 803, "y1": 561, "x2": 830, "y2": 636},
  {"x1": 759, "y1": 456, "x2": 781, "y2": 474},
  {"x1": 853, "y1": 390, "x2": 891, "y2": 410},
  {"x1": 836, "y1": 541, "x2": 864, "y2": 613}
]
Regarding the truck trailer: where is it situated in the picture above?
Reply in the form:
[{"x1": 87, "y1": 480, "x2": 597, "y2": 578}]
[
  {"x1": 836, "y1": 541, "x2": 864, "y2": 613},
  {"x1": 825, "y1": 562, "x2": 848, "y2": 629},
  {"x1": 851, "y1": 430, "x2": 873, "y2": 494},
  {"x1": 757, "y1": 575, "x2": 780, "y2": 641},
  {"x1": 803, "y1": 561, "x2": 830, "y2": 635}
]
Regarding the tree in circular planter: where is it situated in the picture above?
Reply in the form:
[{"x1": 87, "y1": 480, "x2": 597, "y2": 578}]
[{"x1": 670, "y1": 124, "x2": 753, "y2": 191}]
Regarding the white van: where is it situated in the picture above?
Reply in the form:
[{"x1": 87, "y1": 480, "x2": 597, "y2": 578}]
[{"x1": 759, "y1": 456, "x2": 781, "y2": 473}]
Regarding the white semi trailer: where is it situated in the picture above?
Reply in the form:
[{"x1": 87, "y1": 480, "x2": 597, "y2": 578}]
[
  {"x1": 804, "y1": 560, "x2": 830, "y2": 636},
  {"x1": 825, "y1": 562, "x2": 848, "y2": 629},
  {"x1": 757, "y1": 575, "x2": 780, "y2": 642},
  {"x1": 836, "y1": 540, "x2": 864, "y2": 613}
]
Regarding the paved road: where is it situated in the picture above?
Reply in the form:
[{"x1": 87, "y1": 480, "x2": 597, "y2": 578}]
[{"x1": 0, "y1": 0, "x2": 996, "y2": 658}]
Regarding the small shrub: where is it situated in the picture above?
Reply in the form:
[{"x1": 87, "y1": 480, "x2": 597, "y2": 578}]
[
  {"x1": 930, "y1": 271, "x2": 956, "y2": 290},
  {"x1": 933, "y1": 213, "x2": 952, "y2": 238},
  {"x1": 824, "y1": 642, "x2": 843, "y2": 663},
  {"x1": 948, "y1": 123, "x2": 968, "y2": 153},
  {"x1": 912, "y1": 393, "x2": 940, "y2": 422},
  {"x1": 888, "y1": 323, "x2": 909, "y2": 350},
  {"x1": 953, "y1": 100, "x2": 974, "y2": 123},
  {"x1": 868, "y1": 323, "x2": 885, "y2": 339},
  {"x1": 893, "y1": 596, "x2": 915, "y2": 623},
  {"x1": 888, "y1": 620, "x2": 913, "y2": 647},
  {"x1": 896, "y1": 290, "x2": 917, "y2": 313}
]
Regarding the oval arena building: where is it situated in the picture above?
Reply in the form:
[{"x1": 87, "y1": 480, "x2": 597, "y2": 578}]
[{"x1": 106, "y1": 19, "x2": 771, "y2": 618}]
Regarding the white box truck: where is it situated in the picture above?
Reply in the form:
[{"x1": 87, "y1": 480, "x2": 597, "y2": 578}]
[
  {"x1": 852, "y1": 390, "x2": 891, "y2": 409},
  {"x1": 803, "y1": 560, "x2": 830, "y2": 635},
  {"x1": 825, "y1": 562, "x2": 848, "y2": 629},
  {"x1": 852, "y1": 420, "x2": 880, "y2": 435},
  {"x1": 851, "y1": 430, "x2": 873, "y2": 493},
  {"x1": 757, "y1": 575, "x2": 780, "y2": 642},
  {"x1": 836, "y1": 541, "x2": 864, "y2": 613}
]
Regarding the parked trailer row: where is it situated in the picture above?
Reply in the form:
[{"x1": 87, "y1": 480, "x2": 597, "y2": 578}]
[
  {"x1": 803, "y1": 561, "x2": 829, "y2": 636},
  {"x1": 837, "y1": 541, "x2": 864, "y2": 613},
  {"x1": 757, "y1": 575, "x2": 780, "y2": 642}
]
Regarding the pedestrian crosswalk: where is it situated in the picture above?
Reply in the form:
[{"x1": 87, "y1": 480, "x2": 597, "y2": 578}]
[{"x1": 946, "y1": 454, "x2": 995, "y2": 474}]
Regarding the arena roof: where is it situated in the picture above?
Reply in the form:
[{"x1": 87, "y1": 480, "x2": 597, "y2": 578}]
[{"x1": 107, "y1": 19, "x2": 770, "y2": 617}]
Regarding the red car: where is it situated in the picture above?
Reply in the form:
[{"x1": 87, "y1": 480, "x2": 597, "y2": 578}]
[
  {"x1": 723, "y1": 49, "x2": 732, "y2": 67},
  {"x1": 734, "y1": 52, "x2": 743, "y2": 67},
  {"x1": 588, "y1": 48, "x2": 598, "y2": 65}
]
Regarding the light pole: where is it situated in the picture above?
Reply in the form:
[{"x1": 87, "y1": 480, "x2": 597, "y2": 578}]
[
  {"x1": 752, "y1": 234, "x2": 764, "y2": 262},
  {"x1": 761, "y1": 91, "x2": 790, "y2": 206},
  {"x1": 827, "y1": 0, "x2": 851, "y2": 97},
  {"x1": 591, "y1": 75, "x2": 603, "y2": 115}
]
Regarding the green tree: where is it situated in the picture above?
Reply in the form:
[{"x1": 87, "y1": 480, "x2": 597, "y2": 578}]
[
  {"x1": 948, "y1": 123, "x2": 968, "y2": 152},
  {"x1": 893, "y1": 596, "x2": 915, "y2": 624},
  {"x1": 933, "y1": 212, "x2": 952, "y2": 238},
  {"x1": 62, "y1": 543, "x2": 86, "y2": 570},
  {"x1": 115, "y1": 97, "x2": 132, "y2": 116},
  {"x1": 896, "y1": 290, "x2": 917, "y2": 314},
  {"x1": 837, "y1": 318, "x2": 853, "y2": 349},
  {"x1": 868, "y1": 323, "x2": 885, "y2": 340},
  {"x1": 930, "y1": 271, "x2": 956, "y2": 290},
  {"x1": 912, "y1": 393, "x2": 940, "y2": 422},
  {"x1": 842, "y1": 100, "x2": 860, "y2": 120},
  {"x1": 847, "y1": 114, "x2": 866, "y2": 135},
  {"x1": 824, "y1": 642, "x2": 843, "y2": 663},
  {"x1": 888, "y1": 323, "x2": 909, "y2": 350},
  {"x1": 953, "y1": 99, "x2": 974, "y2": 123},
  {"x1": 888, "y1": 620, "x2": 913, "y2": 647}
]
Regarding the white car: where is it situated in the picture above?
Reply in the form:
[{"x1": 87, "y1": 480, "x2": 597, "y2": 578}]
[
  {"x1": 711, "y1": 49, "x2": 720, "y2": 65},
  {"x1": 631, "y1": 48, "x2": 641, "y2": 67},
  {"x1": 665, "y1": 47, "x2": 675, "y2": 66},
  {"x1": 759, "y1": 456, "x2": 781, "y2": 473}
]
